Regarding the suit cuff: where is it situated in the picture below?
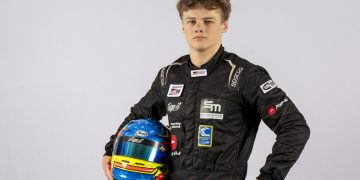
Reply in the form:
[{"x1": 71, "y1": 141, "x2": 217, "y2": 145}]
[
  {"x1": 257, "y1": 173, "x2": 275, "y2": 180},
  {"x1": 103, "y1": 151, "x2": 112, "y2": 156}
]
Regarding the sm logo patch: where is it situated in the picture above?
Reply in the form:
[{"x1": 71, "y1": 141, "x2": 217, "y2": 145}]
[{"x1": 200, "y1": 99, "x2": 224, "y2": 120}]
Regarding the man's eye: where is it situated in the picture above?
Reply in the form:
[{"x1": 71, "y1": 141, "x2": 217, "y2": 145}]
[
  {"x1": 188, "y1": 20, "x2": 196, "y2": 25},
  {"x1": 204, "y1": 21, "x2": 213, "y2": 25}
]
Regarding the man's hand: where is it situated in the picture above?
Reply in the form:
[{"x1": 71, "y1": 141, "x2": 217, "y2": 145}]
[{"x1": 102, "y1": 156, "x2": 113, "y2": 180}]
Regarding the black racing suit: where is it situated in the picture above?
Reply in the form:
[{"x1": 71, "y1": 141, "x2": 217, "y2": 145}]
[{"x1": 104, "y1": 46, "x2": 310, "y2": 180}]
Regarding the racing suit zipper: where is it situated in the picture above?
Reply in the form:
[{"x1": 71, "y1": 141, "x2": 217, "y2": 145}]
[{"x1": 192, "y1": 77, "x2": 201, "y2": 170}]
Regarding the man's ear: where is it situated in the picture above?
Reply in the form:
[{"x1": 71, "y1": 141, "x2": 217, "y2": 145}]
[
  {"x1": 222, "y1": 20, "x2": 229, "y2": 33},
  {"x1": 182, "y1": 21, "x2": 185, "y2": 34}
]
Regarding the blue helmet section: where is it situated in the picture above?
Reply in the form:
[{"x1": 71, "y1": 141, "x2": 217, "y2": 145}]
[
  {"x1": 112, "y1": 118, "x2": 170, "y2": 180},
  {"x1": 121, "y1": 118, "x2": 169, "y2": 141}
]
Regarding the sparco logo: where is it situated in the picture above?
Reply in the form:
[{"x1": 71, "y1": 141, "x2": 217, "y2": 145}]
[
  {"x1": 168, "y1": 102, "x2": 182, "y2": 112},
  {"x1": 203, "y1": 100, "x2": 221, "y2": 112},
  {"x1": 160, "y1": 67, "x2": 165, "y2": 86},
  {"x1": 128, "y1": 137, "x2": 144, "y2": 144},
  {"x1": 135, "y1": 130, "x2": 148, "y2": 137},
  {"x1": 231, "y1": 67, "x2": 244, "y2": 87}
]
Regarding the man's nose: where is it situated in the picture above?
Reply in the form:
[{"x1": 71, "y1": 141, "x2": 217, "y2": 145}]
[{"x1": 194, "y1": 22, "x2": 204, "y2": 33}]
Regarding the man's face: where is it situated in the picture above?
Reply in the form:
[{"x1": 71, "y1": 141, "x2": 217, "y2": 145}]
[{"x1": 182, "y1": 7, "x2": 228, "y2": 52}]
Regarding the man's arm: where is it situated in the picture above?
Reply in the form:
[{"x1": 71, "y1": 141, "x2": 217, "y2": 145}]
[
  {"x1": 240, "y1": 66, "x2": 310, "y2": 180},
  {"x1": 102, "y1": 69, "x2": 167, "y2": 179},
  {"x1": 104, "y1": 69, "x2": 167, "y2": 155}
]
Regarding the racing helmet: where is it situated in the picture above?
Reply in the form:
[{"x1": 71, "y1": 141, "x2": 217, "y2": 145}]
[{"x1": 111, "y1": 118, "x2": 171, "y2": 180}]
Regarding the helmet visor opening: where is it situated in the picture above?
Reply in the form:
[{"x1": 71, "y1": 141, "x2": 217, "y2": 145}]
[{"x1": 114, "y1": 136, "x2": 169, "y2": 164}]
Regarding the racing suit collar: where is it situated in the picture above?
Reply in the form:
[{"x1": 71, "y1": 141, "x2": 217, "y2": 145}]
[{"x1": 185, "y1": 45, "x2": 225, "y2": 77}]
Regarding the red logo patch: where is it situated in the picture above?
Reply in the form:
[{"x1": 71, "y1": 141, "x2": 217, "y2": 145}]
[
  {"x1": 267, "y1": 106, "x2": 277, "y2": 116},
  {"x1": 171, "y1": 135, "x2": 177, "y2": 151}
]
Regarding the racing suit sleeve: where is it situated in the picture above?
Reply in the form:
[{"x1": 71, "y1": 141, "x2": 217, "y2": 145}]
[
  {"x1": 104, "y1": 70, "x2": 166, "y2": 156},
  {"x1": 239, "y1": 66, "x2": 310, "y2": 180}
]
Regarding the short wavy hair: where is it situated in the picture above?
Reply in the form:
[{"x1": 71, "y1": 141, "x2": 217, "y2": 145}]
[{"x1": 176, "y1": 0, "x2": 231, "y2": 22}]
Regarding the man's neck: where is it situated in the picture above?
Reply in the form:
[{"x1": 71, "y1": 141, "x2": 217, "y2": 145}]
[{"x1": 189, "y1": 44, "x2": 221, "y2": 68}]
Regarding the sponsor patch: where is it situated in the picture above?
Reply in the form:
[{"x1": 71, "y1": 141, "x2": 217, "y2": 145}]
[
  {"x1": 276, "y1": 98, "x2": 288, "y2": 109},
  {"x1": 167, "y1": 84, "x2": 184, "y2": 97},
  {"x1": 267, "y1": 98, "x2": 289, "y2": 117},
  {"x1": 170, "y1": 122, "x2": 181, "y2": 129},
  {"x1": 168, "y1": 102, "x2": 182, "y2": 112},
  {"x1": 191, "y1": 69, "x2": 207, "y2": 77},
  {"x1": 171, "y1": 151, "x2": 181, "y2": 156},
  {"x1": 171, "y1": 135, "x2": 177, "y2": 151},
  {"x1": 267, "y1": 106, "x2": 277, "y2": 116},
  {"x1": 260, "y1": 80, "x2": 277, "y2": 94},
  {"x1": 198, "y1": 125, "x2": 213, "y2": 147},
  {"x1": 200, "y1": 99, "x2": 224, "y2": 120},
  {"x1": 231, "y1": 67, "x2": 244, "y2": 87},
  {"x1": 171, "y1": 135, "x2": 181, "y2": 156}
]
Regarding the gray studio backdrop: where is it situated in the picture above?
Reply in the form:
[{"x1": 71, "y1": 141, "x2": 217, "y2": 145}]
[{"x1": 0, "y1": 0, "x2": 359, "y2": 179}]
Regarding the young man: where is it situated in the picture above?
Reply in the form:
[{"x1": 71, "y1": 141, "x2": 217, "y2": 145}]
[{"x1": 102, "y1": 0, "x2": 310, "y2": 179}]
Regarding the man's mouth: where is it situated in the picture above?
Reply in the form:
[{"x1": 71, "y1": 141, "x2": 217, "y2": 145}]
[{"x1": 193, "y1": 36, "x2": 206, "y2": 39}]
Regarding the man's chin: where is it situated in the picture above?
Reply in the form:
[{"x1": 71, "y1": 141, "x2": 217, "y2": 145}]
[
  {"x1": 191, "y1": 45, "x2": 208, "y2": 52},
  {"x1": 190, "y1": 43, "x2": 219, "y2": 53},
  {"x1": 196, "y1": 48, "x2": 206, "y2": 52}
]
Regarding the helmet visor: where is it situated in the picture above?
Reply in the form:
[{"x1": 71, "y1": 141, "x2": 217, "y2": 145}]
[{"x1": 113, "y1": 136, "x2": 169, "y2": 164}]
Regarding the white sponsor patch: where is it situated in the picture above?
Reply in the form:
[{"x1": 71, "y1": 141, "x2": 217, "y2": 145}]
[
  {"x1": 200, "y1": 99, "x2": 224, "y2": 120},
  {"x1": 168, "y1": 102, "x2": 182, "y2": 112},
  {"x1": 167, "y1": 84, "x2": 184, "y2": 97},
  {"x1": 200, "y1": 113, "x2": 224, "y2": 120},
  {"x1": 171, "y1": 151, "x2": 181, "y2": 156},
  {"x1": 191, "y1": 69, "x2": 207, "y2": 77},
  {"x1": 170, "y1": 122, "x2": 181, "y2": 129},
  {"x1": 260, "y1": 80, "x2": 277, "y2": 94}
]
